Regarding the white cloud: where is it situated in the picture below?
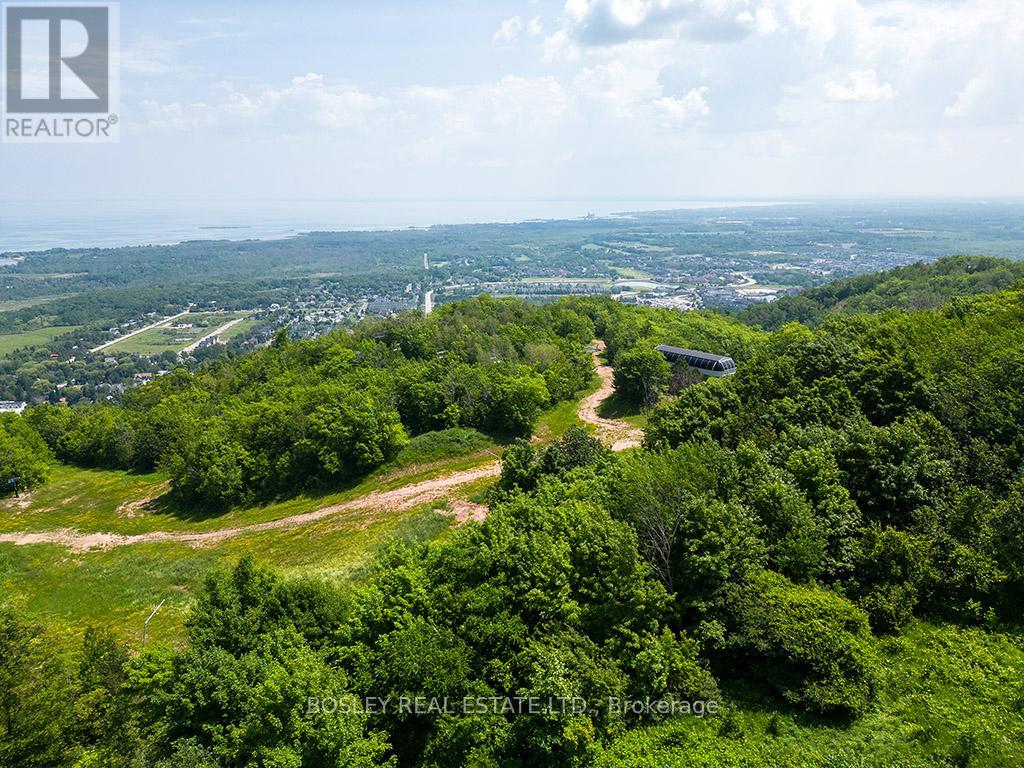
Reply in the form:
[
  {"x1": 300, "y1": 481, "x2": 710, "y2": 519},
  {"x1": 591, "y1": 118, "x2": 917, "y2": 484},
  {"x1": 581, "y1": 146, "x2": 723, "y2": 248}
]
[
  {"x1": 542, "y1": 29, "x2": 580, "y2": 62},
  {"x1": 120, "y1": 22, "x2": 245, "y2": 75},
  {"x1": 179, "y1": 16, "x2": 242, "y2": 27},
  {"x1": 291, "y1": 72, "x2": 323, "y2": 86},
  {"x1": 655, "y1": 87, "x2": 712, "y2": 126},
  {"x1": 141, "y1": 74, "x2": 387, "y2": 133},
  {"x1": 121, "y1": 37, "x2": 188, "y2": 75},
  {"x1": 458, "y1": 75, "x2": 573, "y2": 133},
  {"x1": 654, "y1": 86, "x2": 710, "y2": 126},
  {"x1": 141, "y1": 72, "x2": 572, "y2": 150},
  {"x1": 558, "y1": 0, "x2": 777, "y2": 46},
  {"x1": 528, "y1": 16, "x2": 544, "y2": 36},
  {"x1": 824, "y1": 70, "x2": 897, "y2": 103},
  {"x1": 494, "y1": 16, "x2": 524, "y2": 45},
  {"x1": 574, "y1": 51, "x2": 669, "y2": 117},
  {"x1": 944, "y1": 76, "x2": 987, "y2": 119}
]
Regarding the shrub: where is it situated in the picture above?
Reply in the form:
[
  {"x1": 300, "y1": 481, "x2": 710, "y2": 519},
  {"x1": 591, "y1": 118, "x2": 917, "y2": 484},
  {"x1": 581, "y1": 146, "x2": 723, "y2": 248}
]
[{"x1": 727, "y1": 570, "x2": 878, "y2": 715}]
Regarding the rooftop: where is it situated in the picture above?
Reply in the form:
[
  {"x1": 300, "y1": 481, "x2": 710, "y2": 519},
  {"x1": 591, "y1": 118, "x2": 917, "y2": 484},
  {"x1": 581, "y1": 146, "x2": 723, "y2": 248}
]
[{"x1": 656, "y1": 345, "x2": 732, "y2": 364}]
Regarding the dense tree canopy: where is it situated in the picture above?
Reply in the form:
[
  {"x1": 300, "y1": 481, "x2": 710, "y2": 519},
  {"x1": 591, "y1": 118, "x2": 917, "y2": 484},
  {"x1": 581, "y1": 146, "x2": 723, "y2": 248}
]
[{"x1": 22, "y1": 297, "x2": 597, "y2": 507}]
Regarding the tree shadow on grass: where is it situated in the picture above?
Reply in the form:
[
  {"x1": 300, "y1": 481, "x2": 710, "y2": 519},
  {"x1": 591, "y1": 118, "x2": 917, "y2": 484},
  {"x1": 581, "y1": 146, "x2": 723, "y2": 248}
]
[
  {"x1": 597, "y1": 391, "x2": 644, "y2": 420},
  {"x1": 711, "y1": 663, "x2": 861, "y2": 732},
  {"x1": 142, "y1": 475, "x2": 370, "y2": 525}
]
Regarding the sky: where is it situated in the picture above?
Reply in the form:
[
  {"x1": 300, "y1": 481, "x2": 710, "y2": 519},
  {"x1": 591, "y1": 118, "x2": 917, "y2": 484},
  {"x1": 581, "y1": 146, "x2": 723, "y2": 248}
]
[{"x1": 2, "y1": 0, "x2": 1022, "y2": 201}]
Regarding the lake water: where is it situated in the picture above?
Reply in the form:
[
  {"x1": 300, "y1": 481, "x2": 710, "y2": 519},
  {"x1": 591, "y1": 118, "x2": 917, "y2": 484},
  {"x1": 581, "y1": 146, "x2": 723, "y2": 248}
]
[{"x1": 0, "y1": 199, "x2": 791, "y2": 253}]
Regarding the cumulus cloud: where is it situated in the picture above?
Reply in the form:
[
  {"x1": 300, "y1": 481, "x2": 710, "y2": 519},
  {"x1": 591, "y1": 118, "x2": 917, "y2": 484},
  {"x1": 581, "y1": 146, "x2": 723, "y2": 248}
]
[
  {"x1": 824, "y1": 70, "x2": 897, "y2": 103},
  {"x1": 943, "y1": 71, "x2": 1024, "y2": 125},
  {"x1": 140, "y1": 73, "x2": 387, "y2": 133},
  {"x1": 559, "y1": 0, "x2": 776, "y2": 46},
  {"x1": 654, "y1": 86, "x2": 710, "y2": 126},
  {"x1": 944, "y1": 77, "x2": 986, "y2": 119},
  {"x1": 542, "y1": 29, "x2": 580, "y2": 63},
  {"x1": 575, "y1": 57, "x2": 664, "y2": 117},
  {"x1": 447, "y1": 75, "x2": 573, "y2": 134},
  {"x1": 494, "y1": 16, "x2": 524, "y2": 45}
]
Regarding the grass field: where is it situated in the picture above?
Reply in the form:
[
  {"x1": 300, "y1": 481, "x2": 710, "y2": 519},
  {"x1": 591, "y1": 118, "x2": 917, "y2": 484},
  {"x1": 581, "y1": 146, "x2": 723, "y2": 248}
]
[
  {"x1": 598, "y1": 621, "x2": 1024, "y2": 767},
  {"x1": 0, "y1": 504, "x2": 451, "y2": 649},
  {"x1": 0, "y1": 390, "x2": 596, "y2": 647},
  {"x1": 0, "y1": 293, "x2": 72, "y2": 312},
  {"x1": 0, "y1": 455, "x2": 476, "y2": 645},
  {"x1": 106, "y1": 312, "x2": 249, "y2": 355},
  {"x1": 0, "y1": 325, "x2": 80, "y2": 355},
  {"x1": 219, "y1": 316, "x2": 262, "y2": 341}
]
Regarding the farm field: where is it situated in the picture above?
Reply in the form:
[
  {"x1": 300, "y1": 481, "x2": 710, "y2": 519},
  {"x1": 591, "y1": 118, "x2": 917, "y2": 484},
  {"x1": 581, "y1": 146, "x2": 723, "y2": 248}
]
[
  {"x1": 0, "y1": 324, "x2": 80, "y2": 355},
  {"x1": 104, "y1": 311, "x2": 250, "y2": 354}
]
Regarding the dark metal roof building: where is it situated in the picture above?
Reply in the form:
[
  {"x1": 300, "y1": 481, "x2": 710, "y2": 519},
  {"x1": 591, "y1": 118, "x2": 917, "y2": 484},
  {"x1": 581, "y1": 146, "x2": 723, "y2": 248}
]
[{"x1": 656, "y1": 345, "x2": 737, "y2": 377}]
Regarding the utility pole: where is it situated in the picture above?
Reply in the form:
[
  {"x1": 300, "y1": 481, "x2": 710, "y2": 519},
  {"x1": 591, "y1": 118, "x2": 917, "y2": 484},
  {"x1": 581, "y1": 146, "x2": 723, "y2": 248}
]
[{"x1": 142, "y1": 599, "x2": 166, "y2": 646}]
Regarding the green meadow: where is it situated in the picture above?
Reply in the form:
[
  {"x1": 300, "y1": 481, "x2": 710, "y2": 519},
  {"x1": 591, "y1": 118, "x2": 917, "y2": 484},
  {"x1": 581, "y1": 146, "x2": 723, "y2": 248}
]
[
  {"x1": 0, "y1": 325, "x2": 80, "y2": 356},
  {"x1": 0, "y1": 390, "x2": 591, "y2": 646}
]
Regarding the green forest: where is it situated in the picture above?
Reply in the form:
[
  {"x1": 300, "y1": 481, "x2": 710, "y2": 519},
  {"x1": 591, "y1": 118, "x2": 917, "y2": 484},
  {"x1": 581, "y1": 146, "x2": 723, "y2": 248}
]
[{"x1": 2, "y1": 256, "x2": 1023, "y2": 767}]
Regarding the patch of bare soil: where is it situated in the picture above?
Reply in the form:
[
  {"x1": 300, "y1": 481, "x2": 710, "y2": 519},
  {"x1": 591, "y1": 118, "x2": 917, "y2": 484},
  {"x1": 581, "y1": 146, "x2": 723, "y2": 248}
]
[
  {"x1": 444, "y1": 499, "x2": 489, "y2": 525},
  {"x1": 0, "y1": 492, "x2": 35, "y2": 511}
]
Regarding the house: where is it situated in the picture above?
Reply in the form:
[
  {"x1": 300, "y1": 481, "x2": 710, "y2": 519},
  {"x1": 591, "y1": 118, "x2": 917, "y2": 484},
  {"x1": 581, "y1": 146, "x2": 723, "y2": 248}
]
[
  {"x1": 0, "y1": 400, "x2": 27, "y2": 414},
  {"x1": 656, "y1": 345, "x2": 737, "y2": 377}
]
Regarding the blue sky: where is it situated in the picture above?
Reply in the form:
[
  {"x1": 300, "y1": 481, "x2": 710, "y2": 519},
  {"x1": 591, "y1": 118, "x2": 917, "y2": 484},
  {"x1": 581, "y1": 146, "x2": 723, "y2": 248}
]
[{"x1": 3, "y1": 0, "x2": 1022, "y2": 201}]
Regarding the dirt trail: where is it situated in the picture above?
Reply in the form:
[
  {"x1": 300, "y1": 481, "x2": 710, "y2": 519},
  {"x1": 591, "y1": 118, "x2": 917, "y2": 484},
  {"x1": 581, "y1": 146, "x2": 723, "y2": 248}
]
[
  {"x1": 0, "y1": 341, "x2": 642, "y2": 551},
  {"x1": 0, "y1": 463, "x2": 501, "y2": 552},
  {"x1": 578, "y1": 341, "x2": 644, "y2": 451}
]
